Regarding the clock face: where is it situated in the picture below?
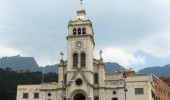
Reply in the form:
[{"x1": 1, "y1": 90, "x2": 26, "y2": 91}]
[
  {"x1": 75, "y1": 41, "x2": 82, "y2": 48},
  {"x1": 77, "y1": 43, "x2": 81, "y2": 47}
]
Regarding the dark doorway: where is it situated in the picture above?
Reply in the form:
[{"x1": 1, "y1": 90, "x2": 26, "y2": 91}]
[
  {"x1": 112, "y1": 98, "x2": 118, "y2": 100},
  {"x1": 74, "y1": 93, "x2": 85, "y2": 100}
]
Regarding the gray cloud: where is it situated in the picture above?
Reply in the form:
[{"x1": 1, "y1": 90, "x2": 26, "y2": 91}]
[{"x1": 0, "y1": 0, "x2": 170, "y2": 66}]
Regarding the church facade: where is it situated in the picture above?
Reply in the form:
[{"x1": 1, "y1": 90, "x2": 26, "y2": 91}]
[{"x1": 16, "y1": 2, "x2": 162, "y2": 100}]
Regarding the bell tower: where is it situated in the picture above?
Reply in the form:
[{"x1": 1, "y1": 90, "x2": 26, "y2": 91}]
[
  {"x1": 66, "y1": 1, "x2": 95, "y2": 84},
  {"x1": 67, "y1": 2, "x2": 95, "y2": 71}
]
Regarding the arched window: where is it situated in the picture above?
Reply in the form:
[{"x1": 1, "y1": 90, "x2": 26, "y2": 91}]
[
  {"x1": 78, "y1": 28, "x2": 81, "y2": 34},
  {"x1": 73, "y1": 53, "x2": 78, "y2": 67},
  {"x1": 94, "y1": 73, "x2": 98, "y2": 84},
  {"x1": 81, "y1": 53, "x2": 86, "y2": 67},
  {"x1": 73, "y1": 28, "x2": 76, "y2": 35},
  {"x1": 82, "y1": 28, "x2": 86, "y2": 34}
]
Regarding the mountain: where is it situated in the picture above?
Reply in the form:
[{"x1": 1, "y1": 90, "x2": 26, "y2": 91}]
[
  {"x1": 0, "y1": 55, "x2": 40, "y2": 71},
  {"x1": 138, "y1": 64, "x2": 170, "y2": 77},
  {"x1": 0, "y1": 56, "x2": 125, "y2": 74},
  {"x1": 1, "y1": 56, "x2": 170, "y2": 76},
  {"x1": 104, "y1": 62, "x2": 125, "y2": 74},
  {"x1": 42, "y1": 64, "x2": 58, "y2": 73},
  {"x1": 0, "y1": 55, "x2": 58, "y2": 73}
]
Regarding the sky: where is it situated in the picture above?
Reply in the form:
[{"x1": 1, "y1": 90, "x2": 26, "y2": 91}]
[{"x1": 0, "y1": 0, "x2": 170, "y2": 71}]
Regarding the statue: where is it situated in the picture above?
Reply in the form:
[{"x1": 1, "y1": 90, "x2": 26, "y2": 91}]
[
  {"x1": 60, "y1": 52, "x2": 64, "y2": 60},
  {"x1": 99, "y1": 49, "x2": 103, "y2": 61}
]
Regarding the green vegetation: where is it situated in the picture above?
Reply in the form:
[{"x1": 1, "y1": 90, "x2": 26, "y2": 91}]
[{"x1": 0, "y1": 68, "x2": 58, "y2": 100}]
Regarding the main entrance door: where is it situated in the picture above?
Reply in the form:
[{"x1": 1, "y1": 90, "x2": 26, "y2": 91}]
[{"x1": 74, "y1": 93, "x2": 85, "y2": 100}]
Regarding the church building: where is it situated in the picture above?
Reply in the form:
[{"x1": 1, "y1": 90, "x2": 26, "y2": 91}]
[{"x1": 17, "y1": 2, "x2": 160, "y2": 100}]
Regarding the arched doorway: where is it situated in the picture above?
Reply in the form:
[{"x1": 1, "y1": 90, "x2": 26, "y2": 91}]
[
  {"x1": 112, "y1": 98, "x2": 118, "y2": 100},
  {"x1": 74, "y1": 93, "x2": 85, "y2": 100}
]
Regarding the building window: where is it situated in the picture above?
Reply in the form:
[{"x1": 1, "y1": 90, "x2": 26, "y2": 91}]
[
  {"x1": 76, "y1": 78, "x2": 83, "y2": 86},
  {"x1": 113, "y1": 91, "x2": 116, "y2": 95},
  {"x1": 82, "y1": 28, "x2": 86, "y2": 34},
  {"x1": 81, "y1": 53, "x2": 86, "y2": 67},
  {"x1": 23, "y1": 93, "x2": 28, "y2": 99},
  {"x1": 94, "y1": 73, "x2": 98, "y2": 84},
  {"x1": 48, "y1": 93, "x2": 51, "y2": 96},
  {"x1": 135, "y1": 88, "x2": 144, "y2": 95},
  {"x1": 73, "y1": 28, "x2": 77, "y2": 35},
  {"x1": 64, "y1": 74, "x2": 67, "y2": 84},
  {"x1": 78, "y1": 28, "x2": 81, "y2": 34},
  {"x1": 34, "y1": 93, "x2": 39, "y2": 98},
  {"x1": 151, "y1": 90, "x2": 155, "y2": 99},
  {"x1": 73, "y1": 53, "x2": 78, "y2": 67},
  {"x1": 94, "y1": 96, "x2": 99, "y2": 100},
  {"x1": 112, "y1": 98, "x2": 118, "y2": 100}
]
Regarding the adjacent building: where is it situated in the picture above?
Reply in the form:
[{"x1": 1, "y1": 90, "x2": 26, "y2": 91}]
[
  {"x1": 153, "y1": 76, "x2": 170, "y2": 100},
  {"x1": 160, "y1": 76, "x2": 170, "y2": 87}
]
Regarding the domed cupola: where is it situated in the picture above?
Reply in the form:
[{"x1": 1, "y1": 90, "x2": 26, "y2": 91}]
[
  {"x1": 71, "y1": 1, "x2": 90, "y2": 21},
  {"x1": 68, "y1": 0, "x2": 94, "y2": 37}
]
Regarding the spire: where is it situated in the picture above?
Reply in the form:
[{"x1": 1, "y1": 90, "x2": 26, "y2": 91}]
[
  {"x1": 77, "y1": 0, "x2": 86, "y2": 15},
  {"x1": 79, "y1": 0, "x2": 83, "y2": 10}
]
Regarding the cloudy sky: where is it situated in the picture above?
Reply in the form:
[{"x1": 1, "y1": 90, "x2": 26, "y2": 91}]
[{"x1": 0, "y1": 0, "x2": 170, "y2": 71}]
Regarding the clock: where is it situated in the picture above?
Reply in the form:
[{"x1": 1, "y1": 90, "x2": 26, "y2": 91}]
[{"x1": 75, "y1": 41, "x2": 82, "y2": 48}]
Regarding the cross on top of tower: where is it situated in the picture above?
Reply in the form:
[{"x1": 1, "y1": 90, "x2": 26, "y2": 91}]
[
  {"x1": 80, "y1": 0, "x2": 83, "y2": 7},
  {"x1": 77, "y1": 0, "x2": 85, "y2": 15},
  {"x1": 80, "y1": 0, "x2": 83, "y2": 4}
]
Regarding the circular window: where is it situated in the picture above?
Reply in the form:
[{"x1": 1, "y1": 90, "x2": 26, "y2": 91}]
[
  {"x1": 76, "y1": 79, "x2": 83, "y2": 86},
  {"x1": 48, "y1": 93, "x2": 51, "y2": 96},
  {"x1": 113, "y1": 91, "x2": 116, "y2": 95}
]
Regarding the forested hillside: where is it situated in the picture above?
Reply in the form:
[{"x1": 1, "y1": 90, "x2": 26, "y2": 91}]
[{"x1": 0, "y1": 68, "x2": 57, "y2": 100}]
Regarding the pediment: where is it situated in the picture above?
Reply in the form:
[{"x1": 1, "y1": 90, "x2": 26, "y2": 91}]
[{"x1": 67, "y1": 69, "x2": 91, "y2": 87}]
